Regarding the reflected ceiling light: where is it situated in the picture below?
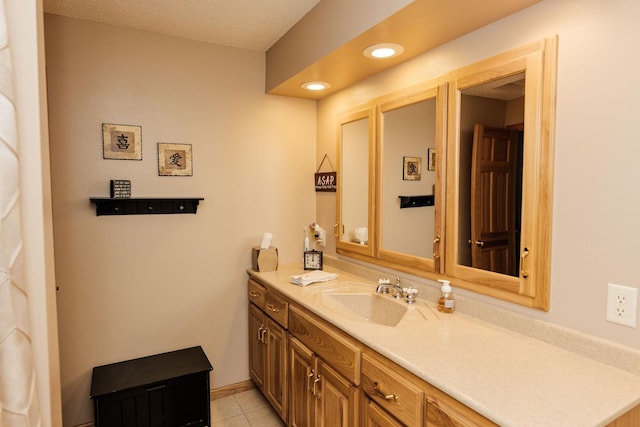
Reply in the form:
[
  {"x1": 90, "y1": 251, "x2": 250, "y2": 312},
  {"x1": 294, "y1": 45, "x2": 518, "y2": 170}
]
[
  {"x1": 363, "y1": 43, "x2": 405, "y2": 59},
  {"x1": 301, "y1": 81, "x2": 331, "y2": 91}
]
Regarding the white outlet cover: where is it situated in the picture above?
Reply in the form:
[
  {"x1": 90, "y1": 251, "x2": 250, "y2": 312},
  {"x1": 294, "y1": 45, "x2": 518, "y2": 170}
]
[{"x1": 606, "y1": 283, "x2": 638, "y2": 328}]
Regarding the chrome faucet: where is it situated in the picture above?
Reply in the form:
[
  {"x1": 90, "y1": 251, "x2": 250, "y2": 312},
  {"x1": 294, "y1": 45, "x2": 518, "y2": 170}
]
[{"x1": 376, "y1": 277, "x2": 404, "y2": 298}]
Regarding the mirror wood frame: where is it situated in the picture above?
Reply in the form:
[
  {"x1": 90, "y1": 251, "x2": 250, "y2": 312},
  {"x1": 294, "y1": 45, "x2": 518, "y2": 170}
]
[
  {"x1": 335, "y1": 106, "x2": 376, "y2": 257},
  {"x1": 335, "y1": 37, "x2": 557, "y2": 310},
  {"x1": 445, "y1": 37, "x2": 557, "y2": 310},
  {"x1": 376, "y1": 85, "x2": 447, "y2": 275}
]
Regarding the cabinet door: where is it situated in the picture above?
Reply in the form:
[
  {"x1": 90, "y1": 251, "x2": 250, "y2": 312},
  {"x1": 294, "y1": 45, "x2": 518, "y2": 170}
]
[
  {"x1": 265, "y1": 317, "x2": 287, "y2": 422},
  {"x1": 317, "y1": 359, "x2": 358, "y2": 427},
  {"x1": 289, "y1": 336, "x2": 317, "y2": 427},
  {"x1": 362, "y1": 397, "x2": 404, "y2": 427},
  {"x1": 249, "y1": 304, "x2": 266, "y2": 391}
]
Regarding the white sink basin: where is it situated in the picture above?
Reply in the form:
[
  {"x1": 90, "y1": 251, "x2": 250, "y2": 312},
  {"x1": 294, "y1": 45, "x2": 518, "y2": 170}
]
[{"x1": 323, "y1": 292, "x2": 408, "y2": 327}]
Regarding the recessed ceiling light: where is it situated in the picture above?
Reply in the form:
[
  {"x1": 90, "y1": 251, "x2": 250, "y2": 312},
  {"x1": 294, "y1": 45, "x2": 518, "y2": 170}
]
[
  {"x1": 363, "y1": 43, "x2": 405, "y2": 59},
  {"x1": 301, "y1": 81, "x2": 331, "y2": 91}
]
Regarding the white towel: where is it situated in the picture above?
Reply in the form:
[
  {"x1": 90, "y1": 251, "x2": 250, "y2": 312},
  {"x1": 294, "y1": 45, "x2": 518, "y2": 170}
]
[{"x1": 290, "y1": 270, "x2": 338, "y2": 286}]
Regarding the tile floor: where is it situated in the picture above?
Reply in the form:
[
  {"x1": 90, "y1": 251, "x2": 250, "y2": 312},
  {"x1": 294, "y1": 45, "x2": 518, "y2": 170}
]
[{"x1": 210, "y1": 388, "x2": 285, "y2": 427}]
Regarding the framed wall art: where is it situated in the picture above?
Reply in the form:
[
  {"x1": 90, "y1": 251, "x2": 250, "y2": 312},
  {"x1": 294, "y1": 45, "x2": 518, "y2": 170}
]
[
  {"x1": 158, "y1": 143, "x2": 193, "y2": 176},
  {"x1": 427, "y1": 148, "x2": 436, "y2": 171},
  {"x1": 403, "y1": 156, "x2": 421, "y2": 181},
  {"x1": 102, "y1": 123, "x2": 142, "y2": 160}
]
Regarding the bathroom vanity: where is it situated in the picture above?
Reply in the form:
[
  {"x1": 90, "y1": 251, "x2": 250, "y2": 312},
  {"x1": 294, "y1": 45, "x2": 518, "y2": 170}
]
[{"x1": 247, "y1": 264, "x2": 640, "y2": 426}]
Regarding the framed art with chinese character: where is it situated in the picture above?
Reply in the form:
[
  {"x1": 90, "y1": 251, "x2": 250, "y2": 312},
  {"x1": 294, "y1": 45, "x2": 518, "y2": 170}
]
[
  {"x1": 403, "y1": 156, "x2": 421, "y2": 181},
  {"x1": 158, "y1": 143, "x2": 193, "y2": 176},
  {"x1": 102, "y1": 123, "x2": 142, "y2": 160}
]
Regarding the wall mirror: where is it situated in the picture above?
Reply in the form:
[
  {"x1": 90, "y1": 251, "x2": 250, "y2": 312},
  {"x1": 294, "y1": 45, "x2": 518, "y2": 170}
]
[
  {"x1": 336, "y1": 107, "x2": 375, "y2": 257},
  {"x1": 377, "y1": 86, "x2": 446, "y2": 274},
  {"x1": 335, "y1": 38, "x2": 556, "y2": 310},
  {"x1": 445, "y1": 38, "x2": 557, "y2": 310},
  {"x1": 456, "y1": 72, "x2": 525, "y2": 276}
]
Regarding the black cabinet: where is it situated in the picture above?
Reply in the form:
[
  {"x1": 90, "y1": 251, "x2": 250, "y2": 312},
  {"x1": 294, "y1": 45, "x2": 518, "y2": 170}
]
[{"x1": 90, "y1": 346, "x2": 213, "y2": 427}]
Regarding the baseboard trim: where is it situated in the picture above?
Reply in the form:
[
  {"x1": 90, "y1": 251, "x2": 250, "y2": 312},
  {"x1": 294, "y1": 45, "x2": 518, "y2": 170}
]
[{"x1": 209, "y1": 379, "x2": 255, "y2": 400}]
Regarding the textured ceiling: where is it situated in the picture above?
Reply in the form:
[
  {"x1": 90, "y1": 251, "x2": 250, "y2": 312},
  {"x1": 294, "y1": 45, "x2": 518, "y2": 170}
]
[{"x1": 42, "y1": 0, "x2": 321, "y2": 51}]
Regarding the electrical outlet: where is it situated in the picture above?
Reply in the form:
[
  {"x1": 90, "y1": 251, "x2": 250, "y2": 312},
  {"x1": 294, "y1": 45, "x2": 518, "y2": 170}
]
[{"x1": 606, "y1": 283, "x2": 638, "y2": 328}]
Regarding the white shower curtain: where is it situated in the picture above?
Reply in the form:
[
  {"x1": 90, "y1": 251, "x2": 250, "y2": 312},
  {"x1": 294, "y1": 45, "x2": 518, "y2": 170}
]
[{"x1": 0, "y1": 0, "x2": 41, "y2": 425}]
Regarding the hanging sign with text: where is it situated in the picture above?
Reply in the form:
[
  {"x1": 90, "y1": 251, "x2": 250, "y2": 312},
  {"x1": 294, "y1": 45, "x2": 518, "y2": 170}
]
[{"x1": 315, "y1": 172, "x2": 337, "y2": 192}]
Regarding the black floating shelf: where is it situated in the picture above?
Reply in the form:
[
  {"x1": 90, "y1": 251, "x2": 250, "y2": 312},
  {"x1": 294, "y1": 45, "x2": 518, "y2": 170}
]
[
  {"x1": 90, "y1": 197, "x2": 204, "y2": 216},
  {"x1": 399, "y1": 195, "x2": 434, "y2": 209}
]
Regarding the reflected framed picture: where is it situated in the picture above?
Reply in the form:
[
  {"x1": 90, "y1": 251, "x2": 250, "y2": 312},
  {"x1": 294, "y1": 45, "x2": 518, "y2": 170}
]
[
  {"x1": 102, "y1": 123, "x2": 142, "y2": 160},
  {"x1": 158, "y1": 143, "x2": 193, "y2": 176},
  {"x1": 403, "y1": 156, "x2": 421, "y2": 181},
  {"x1": 427, "y1": 148, "x2": 436, "y2": 171}
]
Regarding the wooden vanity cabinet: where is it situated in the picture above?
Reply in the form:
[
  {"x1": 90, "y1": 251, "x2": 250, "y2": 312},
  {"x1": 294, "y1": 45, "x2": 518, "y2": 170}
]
[
  {"x1": 289, "y1": 305, "x2": 360, "y2": 426},
  {"x1": 249, "y1": 275, "x2": 640, "y2": 426},
  {"x1": 248, "y1": 303, "x2": 266, "y2": 391},
  {"x1": 248, "y1": 277, "x2": 495, "y2": 427},
  {"x1": 318, "y1": 359, "x2": 358, "y2": 426},
  {"x1": 247, "y1": 279, "x2": 288, "y2": 422},
  {"x1": 289, "y1": 336, "x2": 316, "y2": 427},
  {"x1": 265, "y1": 316, "x2": 287, "y2": 418},
  {"x1": 290, "y1": 336, "x2": 358, "y2": 427}
]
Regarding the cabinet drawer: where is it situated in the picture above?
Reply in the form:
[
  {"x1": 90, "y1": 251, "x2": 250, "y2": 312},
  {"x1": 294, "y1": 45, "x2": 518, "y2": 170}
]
[
  {"x1": 289, "y1": 305, "x2": 360, "y2": 385},
  {"x1": 426, "y1": 395, "x2": 497, "y2": 427},
  {"x1": 361, "y1": 353, "x2": 424, "y2": 427},
  {"x1": 248, "y1": 279, "x2": 266, "y2": 310},
  {"x1": 265, "y1": 291, "x2": 288, "y2": 328}
]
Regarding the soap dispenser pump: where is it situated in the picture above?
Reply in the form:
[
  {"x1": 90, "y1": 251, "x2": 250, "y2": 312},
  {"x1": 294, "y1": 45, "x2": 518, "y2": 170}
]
[{"x1": 437, "y1": 279, "x2": 455, "y2": 313}]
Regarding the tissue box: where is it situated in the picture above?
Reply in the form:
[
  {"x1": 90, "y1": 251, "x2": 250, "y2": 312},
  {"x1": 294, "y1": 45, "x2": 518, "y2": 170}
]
[{"x1": 252, "y1": 247, "x2": 278, "y2": 272}]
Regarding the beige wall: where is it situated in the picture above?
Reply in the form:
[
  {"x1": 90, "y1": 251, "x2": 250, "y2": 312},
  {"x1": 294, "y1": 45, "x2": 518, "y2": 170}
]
[
  {"x1": 44, "y1": 15, "x2": 316, "y2": 426},
  {"x1": 318, "y1": 0, "x2": 640, "y2": 350},
  {"x1": 7, "y1": 0, "x2": 62, "y2": 425}
]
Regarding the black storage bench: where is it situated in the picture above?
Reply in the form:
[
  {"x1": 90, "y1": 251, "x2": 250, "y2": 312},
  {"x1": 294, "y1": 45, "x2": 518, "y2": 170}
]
[{"x1": 90, "y1": 346, "x2": 213, "y2": 427}]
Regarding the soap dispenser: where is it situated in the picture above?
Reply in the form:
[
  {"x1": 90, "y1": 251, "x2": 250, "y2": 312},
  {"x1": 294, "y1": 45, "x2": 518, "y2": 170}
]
[{"x1": 437, "y1": 279, "x2": 455, "y2": 313}]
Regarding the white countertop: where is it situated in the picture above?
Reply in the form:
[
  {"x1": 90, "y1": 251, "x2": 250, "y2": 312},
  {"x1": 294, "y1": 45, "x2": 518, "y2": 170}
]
[{"x1": 249, "y1": 264, "x2": 640, "y2": 427}]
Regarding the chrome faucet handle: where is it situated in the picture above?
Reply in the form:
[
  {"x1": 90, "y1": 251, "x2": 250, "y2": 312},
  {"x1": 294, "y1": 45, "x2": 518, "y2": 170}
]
[{"x1": 404, "y1": 286, "x2": 418, "y2": 304}]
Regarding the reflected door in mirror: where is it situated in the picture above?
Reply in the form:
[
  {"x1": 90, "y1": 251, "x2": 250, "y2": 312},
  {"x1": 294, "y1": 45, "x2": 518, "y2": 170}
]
[
  {"x1": 470, "y1": 124, "x2": 522, "y2": 276},
  {"x1": 457, "y1": 73, "x2": 525, "y2": 277}
]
